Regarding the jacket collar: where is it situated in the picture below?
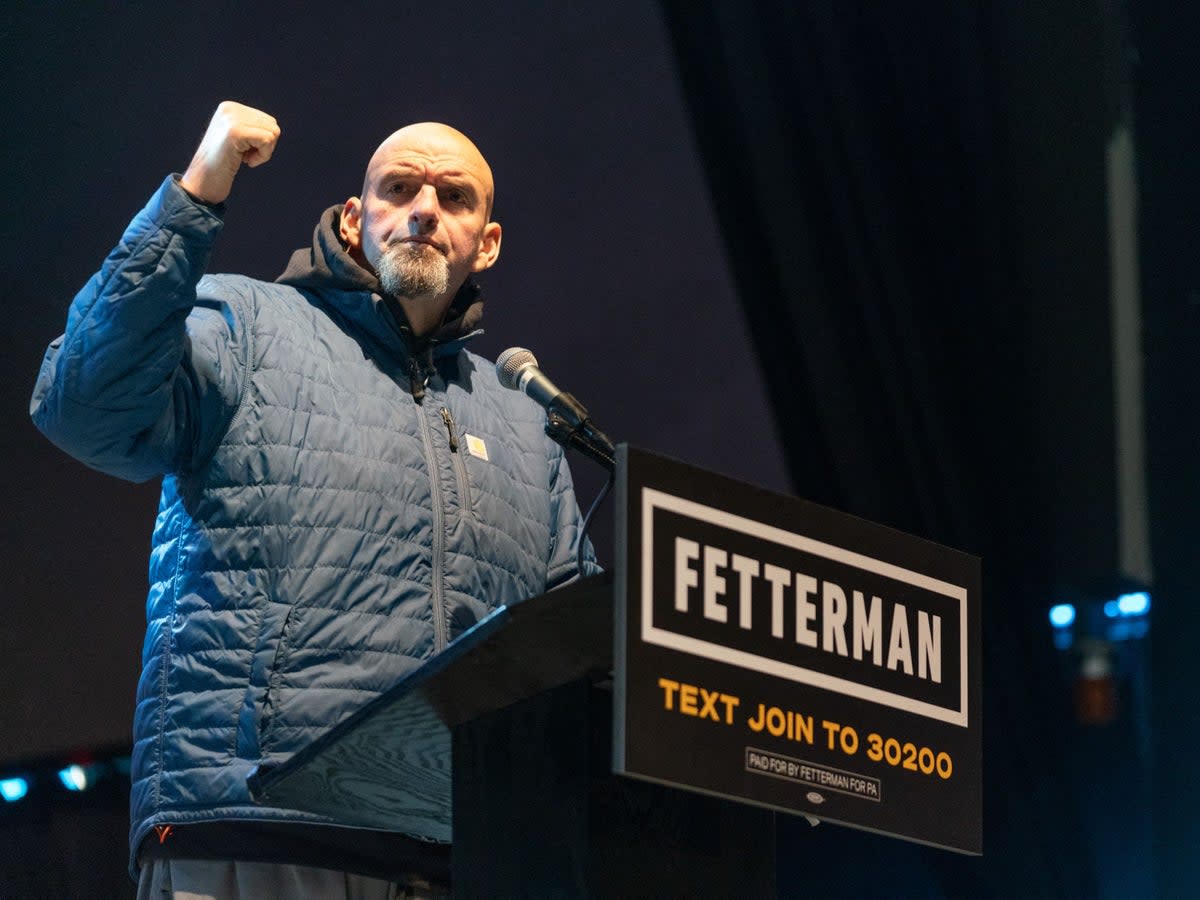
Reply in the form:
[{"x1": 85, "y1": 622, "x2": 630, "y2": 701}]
[{"x1": 275, "y1": 203, "x2": 485, "y2": 358}]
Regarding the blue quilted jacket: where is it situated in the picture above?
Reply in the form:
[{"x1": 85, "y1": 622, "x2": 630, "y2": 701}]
[{"x1": 30, "y1": 176, "x2": 596, "y2": 872}]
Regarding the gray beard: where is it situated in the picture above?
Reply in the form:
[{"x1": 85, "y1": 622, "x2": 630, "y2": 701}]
[{"x1": 376, "y1": 241, "x2": 450, "y2": 299}]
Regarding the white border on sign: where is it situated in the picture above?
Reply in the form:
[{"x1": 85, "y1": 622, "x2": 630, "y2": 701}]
[{"x1": 641, "y1": 488, "x2": 969, "y2": 727}]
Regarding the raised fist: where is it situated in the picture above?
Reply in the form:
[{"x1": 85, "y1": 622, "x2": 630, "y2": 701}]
[{"x1": 179, "y1": 101, "x2": 281, "y2": 205}]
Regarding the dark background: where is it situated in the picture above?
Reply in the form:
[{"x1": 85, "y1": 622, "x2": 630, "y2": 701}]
[{"x1": 2, "y1": 1, "x2": 1198, "y2": 897}]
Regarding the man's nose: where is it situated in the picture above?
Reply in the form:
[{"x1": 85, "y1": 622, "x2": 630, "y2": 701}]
[{"x1": 409, "y1": 185, "x2": 439, "y2": 233}]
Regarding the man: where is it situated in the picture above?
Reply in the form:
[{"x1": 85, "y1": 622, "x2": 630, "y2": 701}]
[{"x1": 31, "y1": 102, "x2": 597, "y2": 898}]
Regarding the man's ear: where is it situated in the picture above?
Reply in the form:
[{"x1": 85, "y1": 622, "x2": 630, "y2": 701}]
[
  {"x1": 340, "y1": 197, "x2": 372, "y2": 268},
  {"x1": 471, "y1": 221, "x2": 502, "y2": 273},
  {"x1": 340, "y1": 196, "x2": 363, "y2": 249}
]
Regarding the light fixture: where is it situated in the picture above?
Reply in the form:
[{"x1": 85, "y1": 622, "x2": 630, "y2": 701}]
[
  {"x1": 58, "y1": 764, "x2": 91, "y2": 792},
  {"x1": 0, "y1": 777, "x2": 29, "y2": 802},
  {"x1": 1049, "y1": 604, "x2": 1076, "y2": 628}
]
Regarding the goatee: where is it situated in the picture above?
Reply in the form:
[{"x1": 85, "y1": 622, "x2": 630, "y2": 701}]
[{"x1": 376, "y1": 241, "x2": 450, "y2": 299}]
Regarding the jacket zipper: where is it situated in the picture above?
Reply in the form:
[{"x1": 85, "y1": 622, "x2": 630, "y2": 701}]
[
  {"x1": 415, "y1": 402, "x2": 449, "y2": 653},
  {"x1": 405, "y1": 347, "x2": 450, "y2": 652},
  {"x1": 440, "y1": 407, "x2": 475, "y2": 520},
  {"x1": 258, "y1": 605, "x2": 297, "y2": 753},
  {"x1": 439, "y1": 407, "x2": 459, "y2": 451}
]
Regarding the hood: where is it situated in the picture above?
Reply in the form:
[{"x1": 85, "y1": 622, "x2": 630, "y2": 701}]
[{"x1": 276, "y1": 204, "x2": 485, "y2": 347}]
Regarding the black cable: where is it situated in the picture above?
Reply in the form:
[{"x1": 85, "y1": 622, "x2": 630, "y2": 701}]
[{"x1": 577, "y1": 468, "x2": 615, "y2": 577}]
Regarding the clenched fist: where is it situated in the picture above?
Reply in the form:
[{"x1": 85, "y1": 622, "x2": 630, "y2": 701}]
[{"x1": 180, "y1": 102, "x2": 281, "y2": 205}]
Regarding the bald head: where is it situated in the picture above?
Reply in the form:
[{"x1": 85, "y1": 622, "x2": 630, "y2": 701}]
[
  {"x1": 338, "y1": 121, "x2": 503, "y2": 332},
  {"x1": 363, "y1": 122, "x2": 495, "y2": 218}
]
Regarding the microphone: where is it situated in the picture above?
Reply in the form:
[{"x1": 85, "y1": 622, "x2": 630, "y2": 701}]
[{"x1": 496, "y1": 347, "x2": 615, "y2": 470}]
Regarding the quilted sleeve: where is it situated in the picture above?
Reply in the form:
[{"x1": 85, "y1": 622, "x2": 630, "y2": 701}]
[{"x1": 30, "y1": 176, "x2": 248, "y2": 482}]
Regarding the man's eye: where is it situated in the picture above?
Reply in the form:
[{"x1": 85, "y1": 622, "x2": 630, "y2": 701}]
[
  {"x1": 445, "y1": 189, "x2": 468, "y2": 205},
  {"x1": 389, "y1": 182, "x2": 413, "y2": 195}
]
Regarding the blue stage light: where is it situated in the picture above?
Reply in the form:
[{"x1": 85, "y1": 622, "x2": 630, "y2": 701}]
[
  {"x1": 58, "y1": 765, "x2": 89, "y2": 791},
  {"x1": 1049, "y1": 604, "x2": 1076, "y2": 628},
  {"x1": 0, "y1": 777, "x2": 29, "y2": 802},
  {"x1": 1116, "y1": 592, "x2": 1151, "y2": 616},
  {"x1": 1103, "y1": 592, "x2": 1151, "y2": 619}
]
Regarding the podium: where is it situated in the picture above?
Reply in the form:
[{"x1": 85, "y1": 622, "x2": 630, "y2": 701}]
[
  {"x1": 249, "y1": 447, "x2": 980, "y2": 895},
  {"x1": 248, "y1": 573, "x2": 775, "y2": 896}
]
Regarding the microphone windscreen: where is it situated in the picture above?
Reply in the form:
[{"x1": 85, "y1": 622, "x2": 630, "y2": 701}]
[{"x1": 496, "y1": 347, "x2": 538, "y2": 391}]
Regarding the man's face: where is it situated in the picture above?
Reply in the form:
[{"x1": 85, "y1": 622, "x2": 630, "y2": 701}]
[{"x1": 340, "y1": 123, "x2": 502, "y2": 302}]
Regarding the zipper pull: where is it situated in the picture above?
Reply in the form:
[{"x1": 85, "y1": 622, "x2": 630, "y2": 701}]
[{"x1": 440, "y1": 407, "x2": 459, "y2": 452}]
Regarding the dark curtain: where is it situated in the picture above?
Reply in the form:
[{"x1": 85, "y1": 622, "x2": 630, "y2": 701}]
[
  {"x1": 659, "y1": 1, "x2": 1109, "y2": 895},
  {"x1": 1132, "y1": 2, "x2": 1200, "y2": 896}
]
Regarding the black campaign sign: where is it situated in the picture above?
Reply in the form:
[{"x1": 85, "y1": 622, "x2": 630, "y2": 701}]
[{"x1": 613, "y1": 448, "x2": 982, "y2": 854}]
